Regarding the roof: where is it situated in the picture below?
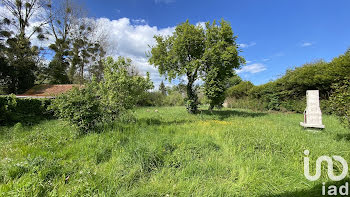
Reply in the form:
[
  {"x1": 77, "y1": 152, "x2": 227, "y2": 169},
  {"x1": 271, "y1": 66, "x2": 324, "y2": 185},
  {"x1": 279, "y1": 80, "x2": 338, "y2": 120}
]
[{"x1": 17, "y1": 84, "x2": 82, "y2": 98}]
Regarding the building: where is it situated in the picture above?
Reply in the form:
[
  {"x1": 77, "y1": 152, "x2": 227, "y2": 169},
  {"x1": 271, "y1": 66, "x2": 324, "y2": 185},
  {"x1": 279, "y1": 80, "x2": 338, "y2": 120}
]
[{"x1": 16, "y1": 84, "x2": 82, "y2": 99}]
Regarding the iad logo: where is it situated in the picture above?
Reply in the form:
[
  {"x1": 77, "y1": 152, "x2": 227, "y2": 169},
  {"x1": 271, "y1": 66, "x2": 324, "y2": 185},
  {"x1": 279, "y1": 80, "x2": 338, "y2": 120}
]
[
  {"x1": 304, "y1": 150, "x2": 348, "y2": 181},
  {"x1": 304, "y1": 150, "x2": 349, "y2": 196}
]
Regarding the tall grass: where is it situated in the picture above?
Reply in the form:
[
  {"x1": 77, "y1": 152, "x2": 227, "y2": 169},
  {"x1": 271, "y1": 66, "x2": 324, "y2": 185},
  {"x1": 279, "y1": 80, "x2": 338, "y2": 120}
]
[{"x1": 0, "y1": 106, "x2": 349, "y2": 196}]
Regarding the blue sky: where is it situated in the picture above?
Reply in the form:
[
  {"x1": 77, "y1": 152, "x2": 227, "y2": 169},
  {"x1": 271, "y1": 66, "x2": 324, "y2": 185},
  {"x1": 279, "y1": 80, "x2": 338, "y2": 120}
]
[{"x1": 81, "y1": 0, "x2": 350, "y2": 86}]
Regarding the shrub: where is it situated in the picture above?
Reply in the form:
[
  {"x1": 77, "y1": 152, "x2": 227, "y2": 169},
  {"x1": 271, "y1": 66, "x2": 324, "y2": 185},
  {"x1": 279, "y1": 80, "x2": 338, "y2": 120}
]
[
  {"x1": 280, "y1": 99, "x2": 305, "y2": 113},
  {"x1": 49, "y1": 84, "x2": 100, "y2": 133},
  {"x1": 330, "y1": 78, "x2": 350, "y2": 128},
  {"x1": 137, "y1": 91, "x2": 165, "y2": 106},
  {"x1": 50, "y1": 57, "x2": 153, "y2": 133},
  {"x1": 224, "y1": 97, "x2": 266, "y2": 111},
  {"x1": 226, "y1": 81, "x2": 254, "y2": 99},
  {"x1": 98, "y1": 57, "x2": 153, "y2": 122},
  {"x1": 164, "y1": 91, "x2": 185, "y2": 106}
]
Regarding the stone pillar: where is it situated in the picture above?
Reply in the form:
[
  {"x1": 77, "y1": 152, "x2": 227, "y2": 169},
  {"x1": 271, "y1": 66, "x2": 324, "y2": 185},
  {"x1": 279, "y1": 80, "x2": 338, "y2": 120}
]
[{"x1": 300, "y1": 90, "x2": 325, "y2": 129}]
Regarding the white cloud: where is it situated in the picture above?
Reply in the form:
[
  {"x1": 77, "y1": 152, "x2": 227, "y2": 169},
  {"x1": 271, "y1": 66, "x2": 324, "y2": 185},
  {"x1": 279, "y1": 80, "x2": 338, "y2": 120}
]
[
  {"x1": 96, "y1": 17, "x2": 175, "y2": 58},
  {"x1": 93, "y1": 17, "x2": 178, "y2": 88},
  {"x1": 301, "y1": 42, "x2": 313, "y2": 47},
  {"x1": 238, "y1": 42, "x2": 256, "y2": 48},
  {"x1": 236, "y1": 63, "x2": 267, "y2": 74},
  {"x1": 0, "y1": 3, "x2": 197, "y2": 89},
  {"x1": 196, "y1": 22, "x2": 206, "y2": 29},
  {"x1": 131, "y1": 19, "x2": 147, "y2": 25},
  {"x1": 262, "y1": 58, "x2": 270, "y2": 62}
]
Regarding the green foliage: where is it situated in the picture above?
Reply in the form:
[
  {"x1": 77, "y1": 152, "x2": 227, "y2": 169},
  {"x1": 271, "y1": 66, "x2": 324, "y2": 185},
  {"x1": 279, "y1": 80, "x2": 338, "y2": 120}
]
[
  {"x1": 226, "y1": 81, "x2": 254, "y2": 99},
  {"x1": 138, "y1": 88, "x2": 185, "y2": 107},
  {"x1": 224, "y1": 74, "x2": 242, "y2": 89},
  {"x1": 149, "y1": 19, "x2": 243, "y2": 113},
  {"x1": 138, "y1": 91, "x2": 165, "y2": 106},
  {"x1": 280, "y1": 99, "x2": 306, "y2": 113},
  {"x1": 159, "y1": 81, "x2": 167, "y2": 96},
  {"x1": 224, "y1": 97, "x2": 266, "y2": 111},
  {"x1": 47, "y1": 58, "x2": 70, "y2": 84},
  {"x1": 49, "y1": 84, "x2": 100, "y2": 133},
  {"x1": 164, "y1": 91, "x2": 185, "y2": 106},
  {"x1": 225, "y1": 50, "x2": 350, "y2": 114},
  {"x1": 50, "y1": 57, "x2": 153, "y2": 133},
  {"x1": 1, "y1": 35, "x2": 39, "y2": 94},
  {"x1": 46, "y1": 35, "x2": 71, "y2": 84},
  {"x1": 0, "y1": 1, "x2": 48, "y2": 94},
  {"x1": 0, "y1": 95, "x2": 53, "y2": 125},
  {"x1": 202, "y1": 20, "x2": 244, "y2": 110},
  {"x1": 330, "y1": 78, "x2": 350, "y2": 128},
  {"x1": 149, "y1": 20, "x2": 204, "y2": 114},
  {"x1": 99, "y1": 57, "x2": 154, "y2": 121}
]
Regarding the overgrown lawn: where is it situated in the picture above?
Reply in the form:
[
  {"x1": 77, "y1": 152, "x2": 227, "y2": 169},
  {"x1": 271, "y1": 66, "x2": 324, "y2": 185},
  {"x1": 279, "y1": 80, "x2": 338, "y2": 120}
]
[{"x1": 1, "y1": 107, "x2": 349, "y2": 196}]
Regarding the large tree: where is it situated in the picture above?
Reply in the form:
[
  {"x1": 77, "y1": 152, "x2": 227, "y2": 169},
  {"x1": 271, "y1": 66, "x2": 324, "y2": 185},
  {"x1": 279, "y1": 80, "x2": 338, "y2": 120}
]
[
  {"x1": 202, "y1": 20, "x2": 244, "y2": 110},
  {"x1": 149, "y1": 19, "x2": 244, "y2": 113},
  {"x1": 45, "y1": 0, "x2": 107, "y2": 84},
  {"x1": 149, "y1": 20, "x2": 205, "y2": 113},
  {"x1": 0, "y1": 0, "x2": 48, "y2": 93},
  {"x1": 45, "y1": 0, "x2": 82, "y2": 84},
  {"x1": 68, "y1": 19, "x2": 106, "y2": 84}
]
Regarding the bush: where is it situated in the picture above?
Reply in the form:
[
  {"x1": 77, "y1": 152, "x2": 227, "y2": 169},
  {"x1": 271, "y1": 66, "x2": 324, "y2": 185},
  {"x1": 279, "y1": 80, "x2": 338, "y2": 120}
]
[
  {"x1": 0, "y1": 95, "x2": 53, "y2": 125},
  {"x1": 164, "y1": 91, "x2": 185, "y2": 106},
  {"x1": 330, "y1": 78, "x2": 350, "y2": 128},
  {"x1": 49, "y1": 84, "x2": 100, "y2": 133},
  {"x1": 137, "y1": 91, "x2": 165, "y2": 106},
  {"x1": 280, "y1": 99, "x2": 305, "y2": 113},
  {"x1": 98, "y1": 57, "x2": 153, "y2": 122},
  {"x1": 226, "y1": 81, "x2": 254, "y2": 99},
  {"x1": 50, "y1": 57, "x2": 153, "y2": 133},
  {"x1": 224, "y1": 97, "x2": 266, "y2": 111}
]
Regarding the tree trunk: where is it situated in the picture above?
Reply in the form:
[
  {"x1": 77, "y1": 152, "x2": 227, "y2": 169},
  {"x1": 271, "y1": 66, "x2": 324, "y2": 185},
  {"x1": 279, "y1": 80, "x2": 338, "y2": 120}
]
[
  {"x1": 208, "y1": 104, "x2": 214, "y2": 111},
  {"x1": 186, "y1": 80, "x2": 198, "y2": 114}
]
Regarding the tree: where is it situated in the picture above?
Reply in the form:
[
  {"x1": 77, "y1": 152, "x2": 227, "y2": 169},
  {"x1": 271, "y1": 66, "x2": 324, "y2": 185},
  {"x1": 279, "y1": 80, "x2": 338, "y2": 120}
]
[
  {"x1": 1, "y1": 0, "x2": 48, "y2": 39},
  {"x1": 0, "y1": 0, "x2": 48, "y2": 93},
  {"x1": 69, "y1": 19, "x2": 106, "y2": 84},
  {"x1": 203, "y1": 20, "x2": 244, "y2": 110},
  {"x1": 45, "y1": 0, "x2": 83, "y2": 84},
  {"x1": 159, "y1": 81, "x2": 167, "y2": 96},
  {"x1": 44, "y1": 0, "x2": 108, "y2": 84},
  {"x1": 0, "y1": 19, "x2": 10, "y2": 93},
  {"x1": 149, "y1": 20, "x2": 205, "y2": 113},
  {"x1": 149, "y1": 19, "x2": 243, "y2": 113},
  {"x1": 225, "y1": 74, "x2": 242, "y2": 89},
  {"x1": 5, "y1": 34, "x2": 39, "y2": 93}
]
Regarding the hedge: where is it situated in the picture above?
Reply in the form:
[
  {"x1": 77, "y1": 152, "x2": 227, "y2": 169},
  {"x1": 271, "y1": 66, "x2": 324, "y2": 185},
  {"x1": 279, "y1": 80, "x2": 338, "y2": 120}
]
[{"x1": 0, "y1": 95, "x2": 53, "y2": 125}]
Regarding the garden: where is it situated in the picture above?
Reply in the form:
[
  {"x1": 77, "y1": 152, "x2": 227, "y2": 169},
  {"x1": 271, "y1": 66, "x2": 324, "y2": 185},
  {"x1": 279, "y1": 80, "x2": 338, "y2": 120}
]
[{"x1": 1, "y1": 0, "x2": 350, "y2": 196}]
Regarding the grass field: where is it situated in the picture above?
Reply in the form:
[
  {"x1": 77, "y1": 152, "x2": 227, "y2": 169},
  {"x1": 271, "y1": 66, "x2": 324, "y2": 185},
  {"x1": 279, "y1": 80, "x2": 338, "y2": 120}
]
[{"x1": 1, "y1": 106, "x2": 350, "y2": 196}]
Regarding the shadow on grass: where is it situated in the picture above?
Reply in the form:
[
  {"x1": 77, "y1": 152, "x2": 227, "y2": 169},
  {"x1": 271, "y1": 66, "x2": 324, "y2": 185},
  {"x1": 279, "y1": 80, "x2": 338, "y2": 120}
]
[
  {"x1": 200, "y1": 109, "x2": 267, "y2": 120},
  {"x1": 260, "y1": 178, "x2": 350, "y2": 197},
  {"x1": 335, "y1": 133, "x2": 350, "y2": 142},
  {"x1": 137, "y1": 118, "x2": 193, "y2": 126},
  {"x1": 1, "y1": 114, "x2": 55, "y2": 127}
]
